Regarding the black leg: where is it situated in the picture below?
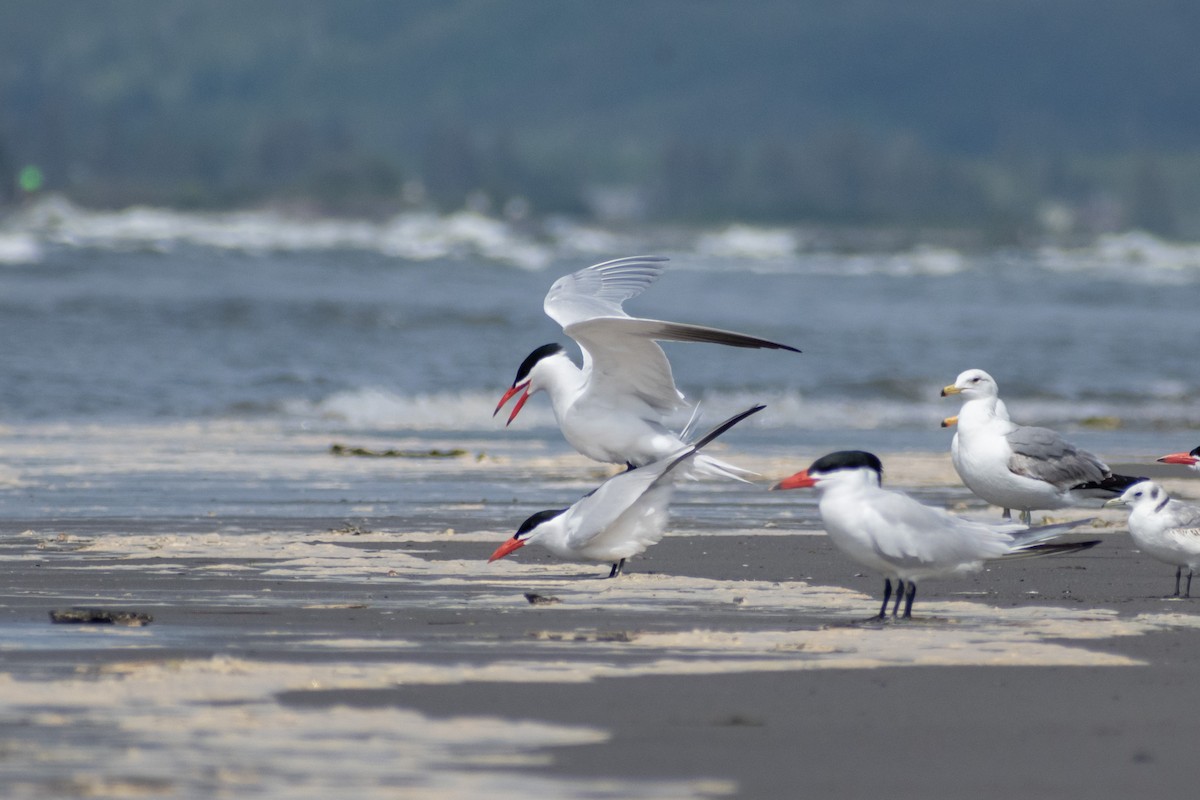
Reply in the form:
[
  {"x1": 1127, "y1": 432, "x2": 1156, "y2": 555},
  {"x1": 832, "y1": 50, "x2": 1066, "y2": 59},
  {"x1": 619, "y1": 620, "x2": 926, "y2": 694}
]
[
  {"x1": 892, "y1": 580, "x2": 905, "y2": 617},
  {"x1": 902, "y1": 582, "x2": 917, "y2": 619},
  {"x1": 878, "y1": 579, "x2": 893, "y2": 619},
  {"x1": 1187, "y1": 569, "x2": 1194, "y2": 599},
  {"x1": 1019, "y1": 509, "x2": 1032, "y2": 525},
  {"x1": 607, "y1": 558, "x2": 626, "y2": 578},
  {"x1": 1174, "y1": 566, "x2": 1182, "y2": 597},
  {"x1": 1001, "y1": 508, "x2": 1012, "y2": 521}
]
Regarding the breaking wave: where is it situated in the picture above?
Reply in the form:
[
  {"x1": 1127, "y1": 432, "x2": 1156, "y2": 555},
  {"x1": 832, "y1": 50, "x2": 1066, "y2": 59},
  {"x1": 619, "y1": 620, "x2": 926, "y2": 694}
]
[
  {"x1": 4, "y1": 196, "x2": 1200, "y2": 281},
  {"x1": 277, "y1": 386, "x2": 1200, "y2": 435}
]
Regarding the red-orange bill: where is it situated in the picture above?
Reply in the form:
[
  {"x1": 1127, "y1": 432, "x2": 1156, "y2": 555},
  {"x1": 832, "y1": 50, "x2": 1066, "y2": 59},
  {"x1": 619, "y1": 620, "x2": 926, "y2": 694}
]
[
  {"x1": 488, "y1": 537, "x2": 525, "y2": 563},
  {"x1": 772, "y1": 470, "x2": 815, "y2": 490},
  {"x1": 493, "y1": 384, "x2": 522, "y2": 417},
  {"x1": 504, "y1": 388, "x2": 531, "y2": 426}
]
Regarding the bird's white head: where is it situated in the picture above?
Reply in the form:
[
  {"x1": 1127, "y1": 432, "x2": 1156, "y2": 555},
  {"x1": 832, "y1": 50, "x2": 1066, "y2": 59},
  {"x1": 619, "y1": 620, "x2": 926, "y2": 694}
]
[
  {"x1": 772, "y1": 450, "x2": 884, "y2": 493},
  {"x1": 941, "y1": 368, "x2": 999, "y2": 401},
  {"x1": 488, "y1": 507, "x2": 568, "y2": 563},
  {"x1": 1105, "y1": 479, "x2": 1168, "y2": 512},
  {"x1": 493, "y1": 343, "x2": 568, "y2": 425}
]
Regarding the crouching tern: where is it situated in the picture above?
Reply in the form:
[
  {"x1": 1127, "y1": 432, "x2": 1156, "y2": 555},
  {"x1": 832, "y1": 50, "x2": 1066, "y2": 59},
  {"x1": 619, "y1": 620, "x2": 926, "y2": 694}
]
[{"x1": 488, "y1": 404, "x2": 765, "y2": 577}]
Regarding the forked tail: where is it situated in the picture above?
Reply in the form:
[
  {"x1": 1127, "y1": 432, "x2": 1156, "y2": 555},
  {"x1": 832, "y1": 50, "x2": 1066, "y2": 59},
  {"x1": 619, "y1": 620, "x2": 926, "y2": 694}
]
[
  {"x1": 1007, "y1": 517, "x2": 1100, "y2": 559},
  {"x1": 657, "y1": 404, "x2": 766, "y2": 484}
]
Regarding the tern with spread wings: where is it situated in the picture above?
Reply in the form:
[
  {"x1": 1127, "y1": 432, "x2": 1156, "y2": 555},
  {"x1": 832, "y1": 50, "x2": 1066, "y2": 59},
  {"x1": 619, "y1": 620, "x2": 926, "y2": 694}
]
[{"x1": 494, "y1": 256, "x2": 798, "y2": 476}]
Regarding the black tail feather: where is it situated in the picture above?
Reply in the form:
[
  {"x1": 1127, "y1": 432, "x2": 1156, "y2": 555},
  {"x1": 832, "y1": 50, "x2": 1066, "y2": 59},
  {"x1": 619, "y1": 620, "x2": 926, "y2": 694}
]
[
  {"x1": 1016, "y1": 540, "x2": 1101, "y2": 557},
  {"x1": 657, "y1": 404, "x2": 766, "y2": 481},
  {"x1": 1071, "y1": 473, "x2": 1145, "y2": 496}
]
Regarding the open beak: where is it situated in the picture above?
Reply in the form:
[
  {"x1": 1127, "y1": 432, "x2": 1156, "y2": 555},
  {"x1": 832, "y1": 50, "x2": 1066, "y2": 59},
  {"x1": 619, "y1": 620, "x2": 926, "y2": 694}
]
[
  {"x1": 488, "y1": 537, "x2": 525, "y2": 563},
  {"x1": 771, "y1": 469, "x2": 816, "y2": 490},
  {"x1": 941, "y1": 415, "x2": 958, "y2": 428},
  {"x1": 493, "y1": 383, "x2": 531, "y2": 426},
  {"x1": 940, "y1": 384, "x2": 961, "y2": 397},
  {"x1": 1157, "y1": 452, "x2": 1199, "y2": 467}
]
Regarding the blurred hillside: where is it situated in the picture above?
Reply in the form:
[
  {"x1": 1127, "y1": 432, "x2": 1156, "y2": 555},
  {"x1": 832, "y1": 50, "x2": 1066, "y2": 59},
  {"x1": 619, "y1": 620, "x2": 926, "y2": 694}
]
[{"x1": 2, "y1": 0, "x2": 1199, "y2": 239}]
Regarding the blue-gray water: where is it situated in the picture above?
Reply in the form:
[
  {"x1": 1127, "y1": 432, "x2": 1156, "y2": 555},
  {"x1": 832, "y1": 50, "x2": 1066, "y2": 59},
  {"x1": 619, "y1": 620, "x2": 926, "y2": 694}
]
[{"x1": 1, "y1": 199, "x2": 1198, "y2": 452}]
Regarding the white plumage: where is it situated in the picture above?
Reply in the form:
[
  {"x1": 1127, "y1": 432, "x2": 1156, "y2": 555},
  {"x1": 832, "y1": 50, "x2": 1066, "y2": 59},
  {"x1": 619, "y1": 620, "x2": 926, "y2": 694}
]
[
  {"x1": 494, "y1": 256, "x2": 797, "y2": 475},
  {"x1": 942, "y1": 368, "x2": 1138, "y2": 523},
  {"x1": 489, "y1": 405, "x2": 764, "y2": 576},
  {"x1": 773, "y1": 450, "x2": 1097, "y2": 618},
  {"x1": 1106, "y1": 480, "x2": 1200, "y2": 597}
]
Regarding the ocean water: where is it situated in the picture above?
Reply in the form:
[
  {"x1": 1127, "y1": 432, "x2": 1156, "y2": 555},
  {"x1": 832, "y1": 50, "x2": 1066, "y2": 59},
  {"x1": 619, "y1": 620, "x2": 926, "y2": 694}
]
[
  {"x1": 1, "y1": 197, "x2": 1198, "y2": 456},
  {"x1": 3, "y1": 199, "x2": 1198, "y2": 800}
]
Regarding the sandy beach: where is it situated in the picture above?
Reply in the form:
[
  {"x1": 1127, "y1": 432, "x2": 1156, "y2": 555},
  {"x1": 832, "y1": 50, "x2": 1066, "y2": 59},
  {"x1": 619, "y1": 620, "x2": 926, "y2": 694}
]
[{"x1": 2, "y1": 421, "x2": 1200, "y2": 798}]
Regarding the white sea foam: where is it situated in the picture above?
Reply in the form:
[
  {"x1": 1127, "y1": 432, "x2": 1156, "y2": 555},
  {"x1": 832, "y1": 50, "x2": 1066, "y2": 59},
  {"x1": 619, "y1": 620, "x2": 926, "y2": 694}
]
[
  {"x1": 1037, "y1": 230, "x2": 1200, "y2": 281},
  {"x1": 283, "y1": 387, "x2": 557, "y2": 430},
  {"x1": 5, "y1": 196, "x2": 555, "y2": 269},
  {"x1": 10, "y1": 195, "x2": 1200, "y2": 281},
  {"x1": 694, "y1": 223, "x2": 802, "y2": 261},
  {"x1": 0, "y1": 658, "x2": 734, "y2": 800},
  {"x1": 277, "y1": 385, "x2": 1200, "y2": 434},
  {"x1": 0, "y1": 231, "x2": 42, "y2": 265}
]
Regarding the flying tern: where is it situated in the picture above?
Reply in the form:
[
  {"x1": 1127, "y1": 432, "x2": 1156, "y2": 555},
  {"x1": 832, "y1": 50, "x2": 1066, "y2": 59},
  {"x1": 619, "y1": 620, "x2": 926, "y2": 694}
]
[
  {"x1": 494, "y1": 256, "x2": 798, "y2": 475},
  {"x1": 1106, "y1": 480, "x2": 1200, "y2": 597},
  {"x1": 773, "y1": 450, "x2": 1099, "y2": 619},
  {"x1": 488, "y1": 404, "x2": 765, "y2": 577},
  {"x1": 941, "y1": 368, "x2": 1141, "y2": 524}
]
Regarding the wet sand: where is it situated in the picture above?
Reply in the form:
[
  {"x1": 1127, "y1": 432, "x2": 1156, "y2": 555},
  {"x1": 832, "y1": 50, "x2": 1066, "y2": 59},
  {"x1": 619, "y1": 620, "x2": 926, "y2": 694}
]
[{"x1": 1, "y1": 422, "x2": 1199, "y2": 798}]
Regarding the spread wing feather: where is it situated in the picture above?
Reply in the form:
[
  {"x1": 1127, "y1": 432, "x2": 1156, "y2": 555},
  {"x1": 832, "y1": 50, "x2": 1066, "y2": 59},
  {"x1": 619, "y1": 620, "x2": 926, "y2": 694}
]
[{"x1": 544, "y1": 256, "x2": 669, "y2": 329}]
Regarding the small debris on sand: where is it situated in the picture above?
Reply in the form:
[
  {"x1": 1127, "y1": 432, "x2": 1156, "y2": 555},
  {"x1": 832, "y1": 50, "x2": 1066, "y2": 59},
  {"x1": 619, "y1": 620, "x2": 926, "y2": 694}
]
[{"x1": 49, "y1": 608, "x2": 154, "y2": 626}]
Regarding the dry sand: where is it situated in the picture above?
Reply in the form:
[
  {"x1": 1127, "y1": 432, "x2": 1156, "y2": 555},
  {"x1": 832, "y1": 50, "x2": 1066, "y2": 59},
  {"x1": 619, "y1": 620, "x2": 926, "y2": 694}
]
[{"x1": 1, "y1": 422, "x2": 1199, "y2": 798}]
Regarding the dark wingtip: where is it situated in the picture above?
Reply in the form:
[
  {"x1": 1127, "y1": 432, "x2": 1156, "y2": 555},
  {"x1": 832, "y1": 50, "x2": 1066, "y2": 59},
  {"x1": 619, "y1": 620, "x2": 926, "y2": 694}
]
[
  {"x1": 658, "y1": 404, "x2": 765, "y2": 481},
  {"x1": 689, "y1": 404, "x2": 766, "y2": 451},
  {"x1": 1019, "y1": 539, "x2": 1101, "y2": 556},
  {"x1": 1072, "y1": 473, "x2": 1146, "y2": 495}
]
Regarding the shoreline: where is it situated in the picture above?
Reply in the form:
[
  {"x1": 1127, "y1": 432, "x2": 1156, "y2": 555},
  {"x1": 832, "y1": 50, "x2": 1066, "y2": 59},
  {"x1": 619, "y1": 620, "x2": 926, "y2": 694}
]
[{"x1": 1, "y1": 421, "x2": 1199, "y2": 797}]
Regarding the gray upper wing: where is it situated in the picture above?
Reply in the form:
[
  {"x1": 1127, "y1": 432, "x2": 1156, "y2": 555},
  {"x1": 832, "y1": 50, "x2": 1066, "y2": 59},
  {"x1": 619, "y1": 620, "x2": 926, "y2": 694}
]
[{"x1": 1006, "y1": 425, "x2": 1109, "y2": 489}]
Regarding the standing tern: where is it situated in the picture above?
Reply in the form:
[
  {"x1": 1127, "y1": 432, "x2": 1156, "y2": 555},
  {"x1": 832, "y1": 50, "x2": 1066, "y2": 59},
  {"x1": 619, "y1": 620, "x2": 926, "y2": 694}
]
[
  {"x1": 494, "y1": 256, "x2": 798, "y2": 475},
  {"x1": 1106, "y1": 480, "x2": 1200, "y2": 597},
  {"x1": 1157, "y1": 446, "x2": 1200, "y2": 472},
  {"x1": 941, "y1": 368, "x2": 1141, "y2": 524},
  {"x1": 772, "y1": 450, "x2": 1099, "y2": 619},
  {"x1": 488, "y1": 404, "x2": 765, "y2": 577}
]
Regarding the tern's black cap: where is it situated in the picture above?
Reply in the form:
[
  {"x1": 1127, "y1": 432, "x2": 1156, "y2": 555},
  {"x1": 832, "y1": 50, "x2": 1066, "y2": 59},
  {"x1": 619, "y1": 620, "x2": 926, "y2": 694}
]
[
  {"x1": 514, "y1": 507, "x2": 568, "y2": 538},
  {"x1": 513, "y1": 343, "x2": 565, "y2": 384},
  {"x1": 809, "y1": 450, "x2": 883, "y2": 477}
]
